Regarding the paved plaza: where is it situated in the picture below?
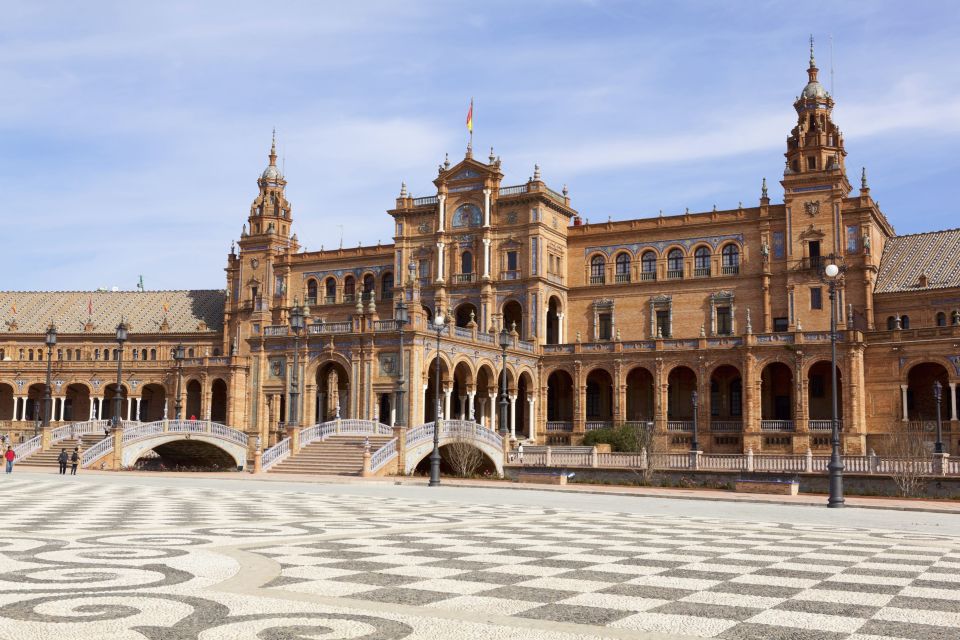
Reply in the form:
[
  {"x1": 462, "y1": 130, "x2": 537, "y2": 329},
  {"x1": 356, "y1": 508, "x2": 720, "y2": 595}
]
[{"x1": 0, "y1": 473, "x2": 959, "y2": 639}]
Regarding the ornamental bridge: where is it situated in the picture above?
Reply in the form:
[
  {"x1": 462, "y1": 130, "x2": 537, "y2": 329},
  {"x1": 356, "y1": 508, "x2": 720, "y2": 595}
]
[{"x1": 16, "y1": 418, "x2": 506, "y2": 476}]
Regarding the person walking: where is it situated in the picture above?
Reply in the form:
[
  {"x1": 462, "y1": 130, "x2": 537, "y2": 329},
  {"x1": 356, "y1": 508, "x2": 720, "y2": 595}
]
[
  {"x1": 70, "y1": 448, "x2": 80, "y2": 475},
  {"x1": 517, "y1": 442, "x2": 524, "y2": 465},
  {"x1": 4, "y1": 447, "x2": 14, "y2": 474},
  {"x1": 57, "y1": 448, "x2": 68, "y2": 475}
]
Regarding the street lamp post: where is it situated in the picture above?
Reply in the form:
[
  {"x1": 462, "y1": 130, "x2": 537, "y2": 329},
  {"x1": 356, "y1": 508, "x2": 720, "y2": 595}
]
[
  {"x1": 42, "y1": 324, "x2": 57, "y2": 431},
  {"x1": 498, "y1": 325, "x2": 511, "y2": 437},
  {"x1": 173, "y1": 344, "x2": 185, "y2": 420},
  {"x1": 111, "y1": 320, "x2": 128, "y2": 430},
  {"x1": 824, "y1": 260, "x2": 845, "y2": 508},
  {"x1": 395, "y1": 299, "x2": 409, "y2": 427},
  {"x1": 690, "y1": 390, "x2": 699, "y2": 452},
  {"x1": 430, "y1": 310, "x2": 446, "y2": 487},
  {"x1": 289, "y1": 301, "x2": 305, "y2": 427},
  {"x1": 933, "y1": 381, "x2": 944, "y2": 454}
]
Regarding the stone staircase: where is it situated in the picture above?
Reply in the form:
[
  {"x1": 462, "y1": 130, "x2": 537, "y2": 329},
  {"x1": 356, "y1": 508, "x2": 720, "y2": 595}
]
[
  {"x1": 19, "y1": 434, "x2": 108, "y2": 468},
  {"x1": 269, "y1": 434, "x2": 393, "y2": 475}
]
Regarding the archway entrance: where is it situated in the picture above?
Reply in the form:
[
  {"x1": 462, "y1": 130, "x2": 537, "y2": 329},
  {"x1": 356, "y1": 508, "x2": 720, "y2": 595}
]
[
  {"x1": 625, "y1": 367, "x2": 654, "y2": 422},
  {"x1": 585, "y1": 369, "x2": 613, "y2": 429},
  {"x1": 103, "y1": 384, "x2": 129, "y2": 421},
  {"x1": 502, "y1": 300, "x2": 523, "y2": 339},
  {"x1": 667, "y1": 366, "x2": 697, "y2": 422},
  {"x1": 906, "y1": 362, "x2": 949, "y2": 424},
  {"x1": 0, "y1": 383, "x2": 13, "y2": 420},
  {"x1": 185, "y1": 380, "x2": 202, "y2": 420},
  {"x1": 807, "y1": 361, "x2": 842, "y2": 428},
  {"x1": 316, "y1": 361, "x2": 350, "y2": 422},
  {"x1": 139, "y1": 384, "x2": 166, "y2": 422},
  {"x1": 546, "y1": 371, "x2": 574, "y2": 427},
  {"x1": 516, "y1": 373, "x2": 532, "y2": 438},
  {"x1": 761, "y1": 362, "x2": 794, "y2": 426},
  {"x1": 710, "y1": 365, "x2": 743, "y2": 428},
  {"x1": 210, "y1": 379, "x2": 228, "y2": 423},
  {"x1": 423, "y1": 357, "x2": 451, "y2": 423},
  {"x1": 546, "y1": 297, "x2": 562, "y2": 345},
  {"x1": 134, "y1": 440, "x2": 237, "y2": 471}
]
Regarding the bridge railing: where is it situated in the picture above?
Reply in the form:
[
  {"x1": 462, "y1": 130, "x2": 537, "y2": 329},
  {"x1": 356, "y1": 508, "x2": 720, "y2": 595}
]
[
  {"x1": 81, "y1": 437, "x2": 113, "y2": 468},
  {"x1": 115, "y1": 420, "x2": 249, "y2": 447},
  {"x1": 50, "y1": 420, "x2": 113, "y2": 443},
  {"x1": 122, "y1": 422, "x2": 166, "y2": 443},
  {"x1": 370, "y1": 438, "x2": 398, "y2": 473},
  {"x1": 261, "y1": 438, "x2": 291, "y2": 471},
  {"x1": 405, "y1": 420, "x2": 503, "y2": 451},
  {"x1": 13, "y1": 435, "x2": 41, "y2": 460}
]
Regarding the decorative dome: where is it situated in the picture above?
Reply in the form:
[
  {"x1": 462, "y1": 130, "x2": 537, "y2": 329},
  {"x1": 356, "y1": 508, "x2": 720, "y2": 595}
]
[
  {"x1": 801, "y1": 80, "x2": 828, "y2": 100},
  {"x1": 261, "y1": 164, "x2": 282, "y2": 180}
]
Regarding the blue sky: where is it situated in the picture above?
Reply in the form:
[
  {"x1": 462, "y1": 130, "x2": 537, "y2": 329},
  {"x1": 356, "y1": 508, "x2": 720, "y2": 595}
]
[{"x1": 2, "y1": 1, "x2": 959, "y2": 291}]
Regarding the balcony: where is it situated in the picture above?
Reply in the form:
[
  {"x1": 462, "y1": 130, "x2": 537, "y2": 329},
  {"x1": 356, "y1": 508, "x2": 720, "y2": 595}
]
[
  {"x1": 501, "y1": 270, "x2": 521, "y2": 281},
  {"x1": 589, "y1": 275, "x2": 605, "y2": 285},
  {"x1": 323, "y1": 295, "x2": 336, "y2": 304},
  {"x1": 710, "y1": 420, "x2": 742, "y2": 432},
  {"x1": 585, "y1": 420, "x2": 613, "y2": 431},
  {"x1": 638, "y1": 271, "x2": 656, "y2": 281},
  {"x1": 667, "y1": 420, "x2": 693, "y2": 432},
  {"x1": 305, "y1": 297, "x2": 317, "y2": 306},
  {"x1": 721, "y1": 264, "x2": 740, "y2": 275},
  {"x1": 343, "y1": 293, "x2": 356, "y2": 303},
  {"x1": 453, "y1": 273, "x2": 476, "y2": 284},
  {"x1": 694, "y1": 267, "x2": 711, "y2": 278},
  {"x1": 546, "y1": 421, "x2": 573, "y2": 432},
  {"x1": 761, "y1": 420, "x2": 795, "y2": 432},
  {"x1": 614, "y1": 273, "x2": 630, "y2": 284},
  {"x1": 667, "y1": 269, "x2": 684, "y2": 280},
  {"x1": 799, "y1": 256, "x2": 824, "y2": 272},
  {"x1": 809, "y1": 419, "x2": 841, "y2": 431}
]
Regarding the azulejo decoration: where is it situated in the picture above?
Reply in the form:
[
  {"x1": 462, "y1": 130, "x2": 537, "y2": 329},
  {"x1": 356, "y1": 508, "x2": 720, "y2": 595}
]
[
  {"x1": 417, "y1": 222, "x2": 431, "y2": 234},
  {"x1": 451, "y1": 204, "x2": 482, "y2": 228},
  {"x1": 250, "y1": 258, "x2": 260, "y2": 269},
  {"x1": 506, "y1": 211, "x2": 518, "y2": 225},
  {"x1": 804, "y1": 200, "x2": 820, "y2": 216},
  {"x1": 380, "y1": 353, "x2": 397, "y2": 376}
]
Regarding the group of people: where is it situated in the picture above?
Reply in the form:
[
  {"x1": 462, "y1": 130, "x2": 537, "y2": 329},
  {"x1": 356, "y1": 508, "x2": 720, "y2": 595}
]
[
  {"x1": 2, "y1": 444, "x2": 79, "y2": 474},
  {"x1": 58, "y1": 448, "x2": 80, "y2": 475}
]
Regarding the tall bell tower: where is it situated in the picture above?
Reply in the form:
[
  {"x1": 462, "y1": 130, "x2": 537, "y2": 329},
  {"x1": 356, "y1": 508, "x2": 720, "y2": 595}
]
[{"x1": 780, "y1": 38, "x2": 852, "y2": 331}]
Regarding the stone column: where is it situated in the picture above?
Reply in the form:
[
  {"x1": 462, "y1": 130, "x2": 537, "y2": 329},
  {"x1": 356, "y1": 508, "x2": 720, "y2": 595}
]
[
  {"x1": 436, "y1": 242, "x2": 445, "y2": 283},
  {"x1": 527, "y1": 393, "x2": 536, "y2": 440},
  {"x1": 459, "y1": 395, "x2": 467, "y2": 420},
  {"x1": 89, "y1": 399, "x2": 96, "y2": 421},
  {"x1": 477, "y1": 398, "x2": 487, "y2": 427},
  {"x1": 509, "y1": 394, "x2": 517, "y2": 438},
  {"x1": 438, "y1": 193, "x2": 446, "y2": 229},
  {"x1": 127, "y1": 397, "x2": 133, "y2": 421},
  {"x1": 99, "y1": 397, "x2": 106, "y2": 420},
  {"x1": 483, "y1": 188, "x2": 491, "y2": 227},
  {"x1": 900, "y1": 384, "x2": 909, "y2": 422},
  {"x1": 482, "y1": 238, "x2": 491, "y2": 279},
  {"x1": 467, "y1": 391, "x2": 476, "y2": 421},
  {"x1": 558, "y1": 313, "x2": 565, "y2": 345},
  {"x1": 490, "y1": 392, "x2": 498, "y2": 431},
  {"x1": 443, "y1": 385, "x2": 452, "y2": 420},
  {"x1": 950, "y1": 383, "x2": 958, "y2": 422}
]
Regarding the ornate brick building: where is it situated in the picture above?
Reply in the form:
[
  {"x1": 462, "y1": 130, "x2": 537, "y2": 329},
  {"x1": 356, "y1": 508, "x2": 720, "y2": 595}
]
[{"x1": 3, "y1": 47, "x2": 960, "y2": 461}]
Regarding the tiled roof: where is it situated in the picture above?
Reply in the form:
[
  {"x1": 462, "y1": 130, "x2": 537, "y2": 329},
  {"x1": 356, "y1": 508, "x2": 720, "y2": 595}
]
[
  {"x1": 0, "y1": 290, "x2": 224, "y2": 335},
  {"x1": 875, "y1": 228, "x2": 960, "y2": 294}
]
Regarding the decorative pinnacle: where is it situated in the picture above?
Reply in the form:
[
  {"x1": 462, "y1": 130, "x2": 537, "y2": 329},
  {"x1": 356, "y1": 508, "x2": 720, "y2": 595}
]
[
  {"x1": 489, "y1": 147, "x2": 496, "y2": 163},
  {"x1": 761, "y1": 177, "x2": 768, "y2": 199},
  {"x1": 562, "y1": 184, "x2": 568, "y2": 197},
  {"x1": 533, "y1": 164, "x2": 541, "y2": 180},
  {"x1": 444, "y1": 153, "x2": 450, "y2": 169},
  {"x1": 809, "y1": 34, "x2": 815, "y2": 68},
  {"x1": 400, "y1": 182, "x2": 408, "y2": 198},
  {"x1": 861, "y1": 167, "x2": 868, "y2": 190},
  {"x1": 269, "y1": 128, "x2": 277, "y2": 165}
]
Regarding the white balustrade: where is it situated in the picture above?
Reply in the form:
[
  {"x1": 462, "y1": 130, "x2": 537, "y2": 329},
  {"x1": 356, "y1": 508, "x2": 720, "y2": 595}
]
[
  {"x1": 808, "y1": 420, "x2": 839, "y2": 431},
  {"x1": 667, "y1": 421, "x2": 694, "y2": 432},
  {"x1": 13, "y1": 435, "x2": 41, "y2": 460},
  {"x1": 760, "y1": 420, "x2": 795, "y2": 432},
  {"x1": 261, "y1": 437, "x2": 291, "y2": 470},
  {"x1": 81, "y1": 436, "x2": 113, "y2": 468},
  {"x1": 370, "y1": 438, "x2": 398, "y2": 472}
]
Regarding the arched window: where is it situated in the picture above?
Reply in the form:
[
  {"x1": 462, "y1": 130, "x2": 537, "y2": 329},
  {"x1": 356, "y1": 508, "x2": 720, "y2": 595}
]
[
  {"x1": 213, "y1": 347, "x2": 221, "y2": 356},
  {"x1": 141, "y1": 349, "x2": 147, "y2": 360},
  {"x1": 306, "y1": 279, "x2": 318, "y2": 304},
  {"x1": 325, "y1": 278, "x2": 336, "y2": 303},
  {"x1": 887, "y1": 316, "x2": 896, "y2": 330},
  {"x1": 343, "y1": 276, "x2": 356, "y2": 302},
  {"x1": 362, "y1": 274, "x2": 375, "y2": 301},
  {"x1": 641, "y1": 251, "x2": 656, "y2": 279},
  {"x1": 461, "y1": 251, "x2": 473, "y2": 275},
  {"x1": 132, "y1": 349, "x2": 138, "y2": 361},
  {"x1": 381, "y1": 272, "x2": 394, "y2": 300},
  {"x1": 150, "y1": 349, "x2": 156, "y2": 361},
  {"x1": 722, "y1": 244, "x2": 740, "y2": 273},
  {"x1": 28, "y1": 349, "x2": 34, "y2": 361},
  {"x1": 75, "y1": 349, "x2": 81, "y2": 361},
  {"x1": 900, "y1": 315, "x2": 910, "y2": 330},
  {"x1": 667, "y1": 249, "x2": 684, "y2": 277},
  {"x1": 188, "y1": 348, "x2": 195, "y2": 358},
  {"x1": 66, "y1": 349, "x2": 72, "y2": 361},
  {"x1": 694, "y1": 247, "x2": 711, "y2": 276},
  {"x1": 94, "y1": 348, "x2": 100, "y2": 361},
  {"x1": 615, "y1": 253, "x2": 631, "y2": 283},
  {"x1": 936, "y1": 311, "x2": 947, "y2": 327},
  {"x1": 590, "y1": 255, "x2": 606, "y2": 284}
]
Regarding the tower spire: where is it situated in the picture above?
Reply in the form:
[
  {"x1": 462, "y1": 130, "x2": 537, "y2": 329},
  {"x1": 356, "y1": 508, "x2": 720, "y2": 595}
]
[{"x1": 269, "y1": 128, "x2": 277, "y2": 167}]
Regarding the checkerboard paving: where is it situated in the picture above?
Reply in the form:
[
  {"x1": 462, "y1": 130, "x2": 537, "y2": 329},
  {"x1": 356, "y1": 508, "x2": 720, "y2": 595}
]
[{"x1": 252, "y1": 514, "x2": 960, "y2": 639}]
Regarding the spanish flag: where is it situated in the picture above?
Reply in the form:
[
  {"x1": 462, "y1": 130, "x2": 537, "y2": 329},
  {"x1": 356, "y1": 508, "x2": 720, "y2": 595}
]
[{"x1": 466, "y1": 99, "x2": 473, "y2": 133}]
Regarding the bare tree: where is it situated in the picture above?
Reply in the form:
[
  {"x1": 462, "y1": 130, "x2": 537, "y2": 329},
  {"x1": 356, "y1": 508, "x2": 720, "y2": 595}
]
[
  {"x1": 443, "y1": 437, "x2": 485, "y2": 478},
  {"x1": 886, "y1": 421, "x2": 932, "y2": 498},
  {"x1": 622, "y1": 422, "x2": 659, "y2": 485}
]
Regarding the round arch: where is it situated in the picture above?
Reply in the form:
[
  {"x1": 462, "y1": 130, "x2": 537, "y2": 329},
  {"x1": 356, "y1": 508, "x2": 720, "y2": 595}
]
[
  {"x1": 502, "y1": 300, "x2": 524, "y2": 339},
  {"x1": 316, "y1": 360, "x2": 350, "y2": 422},
  {"x1": 455, "y1": 302, "x2": 479, "y2": 328},
  {"x1": 625, "y1": 366, "x2": 655, "y2": 422},
  {"x1": 546, "y1": 295, "x2": 563, "y2": 345},
  {"x1": 122, "y1": 434, "x2": 246, "y2": 470}
]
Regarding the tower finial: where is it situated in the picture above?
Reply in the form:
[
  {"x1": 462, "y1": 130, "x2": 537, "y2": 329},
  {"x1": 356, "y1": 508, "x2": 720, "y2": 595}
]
[
  {"x1": 809, "y1": 34, "x2": 815, "y2": 68},
  {"x1": 861, "y1": 167, "x2": 868, "y2": 190},
  {"x1": 269, "y1": 128, "x2": 277, "y2": 166},
  {"x1": 761, "y1": 177, "x2": 768, "y2": 199}
]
